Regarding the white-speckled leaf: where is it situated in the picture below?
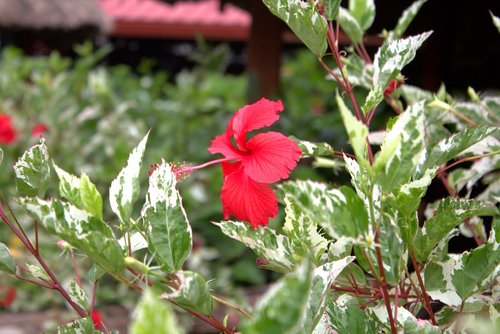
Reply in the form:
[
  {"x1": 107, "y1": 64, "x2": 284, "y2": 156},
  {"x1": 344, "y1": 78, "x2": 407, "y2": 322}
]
[
  {"x1": 241, "y1": 261, "x2": 312, "y2": 334},
  {"x1": 373, "y1": 101, "x2": 425, "y2": 193},
  {"x1": 262, "y1": 0, "x2": 328, "y2": 57},
  {"x1": 53, "y1": 163, "x2": 83, "y2": 208},
  {"x1": 213, "y1": 220, "x2": 296, "y2": 273},
  {"x1": 423, "y1": 255, "x2": 463, "y2": 307},
  {"x1": 373, "y1": 32, "x2": 432, "y2": 89},
  {"x1": 68, "y1": 279, "x2": 89, "y2": 310},
  {"x1": 291, "y1": 137, "x2": 334, "y2": 158},
  {"x1": 348, "y1": 0, "x2": 375, "y2": 31},
  {"x1": 361, "y1": 84, "x2": 384, "y2": 115},
  {"x1": 281, "y1": 180, "x2": 369, "y2": 240},
  {"x1": 142, "y1": 162, "x2": 192, "y2": 274},
  {"x1": 415, "y1": 126, "x2": 500, "y2": 178},
  {"x1": 413, "y1": 198, "x2": 497, "y2": 263},
  {"x1": 110, "y1": 132, "x2": 149, "y2": 225},
  {"x1": 301, "y1": 257, "x2": 354, "y2": 334},
  {"x1": 283, "y1": 197, "x2": 328, "y2": 263},
  {"x1": 338, "y1": 7, "x2": 363, "y2": 44},
  {"x1": 162, "y1": 271, "x2": 213, "y2": 316},
  {"x1": 14, "y1": 138, "x2": 51, "y2": 197},
  {"x1": 21, "y1": 197, "x2": 124, "y2": 273},
  {"x1": 56, "y1": 317, "x2": 101, "y2": 334}
]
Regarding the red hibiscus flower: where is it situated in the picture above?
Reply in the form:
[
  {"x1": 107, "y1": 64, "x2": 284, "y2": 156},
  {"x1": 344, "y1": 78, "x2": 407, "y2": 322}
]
[
  {"x1": 0, "y1": 285, "x2": 16, "y2": 308},
  {"x1": 208, "y1": 98, "x2": 301, "y2": 228},
  {"x1": 0, "y1": 114, "x2": 17, "y2": 144},
  {"x1": 31, "y1": 123, "x2": 48, "y2": 137},
  {"x1": 91, "y1": 310, "x2": 104, "y2": 330},
  {"x1": 384, "y1": 79, "x2": 403, "y2": 95}
]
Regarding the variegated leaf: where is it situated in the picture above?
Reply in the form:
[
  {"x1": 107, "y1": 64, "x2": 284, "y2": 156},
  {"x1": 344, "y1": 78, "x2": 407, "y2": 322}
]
[
  {"x1": 213, "y1": 220, "x2": 295, "y2": 273},
  {"x1": 338, "y1": 7, "x2": 363, "y2": 44},
  {"x1": 68, "y1": 279, "x2": 89, "y2": 310},
  {"x1": 280, "y1": 180, "x2": 369, "y2": 240},
  {"x1": 291, "y1": 137, "x2": 334, "y2": 158},
  {"x1": 392, "y1": 0, "x2": 428, "y2": 40},
  {"x1": 301, "y1": 257, "x2": 354, "y2": 333},
  {"x1": 142, "y1": 162, "x2": 192, "y2": 274},
  {"x1": 373, "y1": 32, "x2": 432, "y2": 89},
  {"x1": 0, "y1": 242, "x2": 15, "y2": 274},
  {"x1": 14, "y1": 138, "x2": 51, "y2": 197},
  {"x1": 110, "y1": 131, "x2": 149, "y2": 225},
  {"x1": 162, "y1": 271, "x2": 213, "y2": 316},
  {"x1": 241, "y1": 261, "x2": 312, "y2": 334},
  {"x1": 373, "y1": 101, "x2": 425, "y2": 193},
  {"x1": 283, "y1": 197, "x2": 328, "y2": 263},
  {"x1": 262, "y1": 0, "x2": 327, "y2": 57},
  {"x1": 21, "y1": 197, "x2": 124, "y2": 273},
  {"x1": 348, "y1": 0, "x2": 376, "y2": 31},
  {"x1": 56, "y1": 317, "x2": 101, "y2": 334}
]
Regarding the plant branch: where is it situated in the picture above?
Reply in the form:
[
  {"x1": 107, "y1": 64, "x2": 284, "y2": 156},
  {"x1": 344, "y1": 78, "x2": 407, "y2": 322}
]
[{"x1": 409, "y1": 249, "x2": 437, "y2": 325}]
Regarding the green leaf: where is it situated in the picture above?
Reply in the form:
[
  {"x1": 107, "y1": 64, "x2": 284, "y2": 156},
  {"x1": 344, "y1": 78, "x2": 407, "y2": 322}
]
[
  {"x1": 57, "y1": 317, "x2": 101, "y2": 334},
  {"x1": 214, "y1": 220, "x2": 296, "y2": 273},
  {"x1": 53, "y1": 164, "x2": 83, "y2": 208},
  {"x1": 21, "y1": 197, "x2": 124, "y2": 273},
  {"x1": 415, "y1": 126, "x2": 500, "y2": 178},
  {"x1": 291, "y1": 137, "x2": 334, "y2": 158},
  {"x1": 452, "y1": 228, "x2": 500, "y2": 300},
  {"x1": 373, "y1": 101, "x2": 425, "y2": 193},
  {"x1": 130, "y1": 289, "x2": 183, "y2": 334},
  {"x1": 413, "y1": 198, "x2": 497, "y2": 263},
  {"x1": 163, "y1": 271, "x2": 213, "y2": 316},
  {"x1": 337, "y1": 93, "x2": 368, "y2": 164},
  {"x1": 283, "y1": 197, "x2": 328, "y2": 263},
  {"x1": 79, "y1": 173, "x2": 103, "y2": 220},
  {"x1": 68, "y1": 279, "x2": 89, "y2": 310},
  {"x1": 26, "y1": 263, "x2": 50, "y2": 281},
  {"x1": 388, "y1": 167, "x2": 437, "y2": 217},
  {"x1": 142, "y1": 162, "x2": 192, "y2": 274},
  {"x1": 392, "y1": 0, "x2": 428, "y2": 39},
  {"x1": 338, "y1": 8, "x2": 363, "y2": 44},
  {"x1": 403, "y1": 319, "x2": 440, "y2": 334},
  {"x1": 361, "y1": 84, "x2": 384, "y2": 115},
  {"x1": 302, "y1": 257, "x2": 354, "y2": 333},
  {"x1": 378, "y1": 216, "x2": 405, "y2": 285},
  {"x1": 324, "y1": 0, "x2": 342, "y2": 20},
  {"x1": 241, "y1": 261, "x2": 313, "y2": 334},
  {"x1": 491, "y1": 11, "x2": 500, "y2": 34},
  {"x1": 0, "y1": 242, "x2": 16, "y2": 274},
  {"x1": 109, "y1": 132, "x2": 149, "y2": 225},
  {"x1": 327, "y1": 300, "x2": 378, "y2": 334},
  {"x1": 14, "y1": 138, "x2": 51, "y2": 197},
  {"x1": 0, "y1": 148, "x2": 3, "y2": 166},
  {"x1": 348, "y1": 0, "x2": 376, "y2": 31},
  {"x1": 262, "y1": 0, "x2": 328, "y2": 57},
  {"x1": 280, "y1": 181, "x2": 369, "y2": 240},
  {"x1": 373, "y1": 32, "x2": 432, "y2": 89}
]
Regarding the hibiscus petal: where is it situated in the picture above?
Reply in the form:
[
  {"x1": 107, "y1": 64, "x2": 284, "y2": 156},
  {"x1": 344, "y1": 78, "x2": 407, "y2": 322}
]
[
  {"x1": 220, "y1": 161, "x2": 277, "y2": 229},
  {"x1": 243, "y1": 132, "x2": 302, "y2": 183},
  {"x1": 208, "y1": 134, "x2": 242, "y2": 160},
  {"x1": 231, "y1": 98, "x2": 284, "y2": 149}
]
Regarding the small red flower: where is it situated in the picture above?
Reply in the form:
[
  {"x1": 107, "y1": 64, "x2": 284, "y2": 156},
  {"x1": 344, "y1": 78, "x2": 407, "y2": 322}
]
[
  {"x1": 0, "y1": 114, "x2": 17, "y2": 144},
  {"x1": 91, "y1": 310, "x2": 104, "y2": 330},
  {"x1": 0, "y1": 285, "x2": 16, "y2": 308},
  {"x1": 31, "y1": 123, "x2": 48, "y2": 137},
  {"x1": 384, "y1": 79, "x2": 403, "y2": 95},
  {"x1": 209, "y1": 98, "x2": 301, "y2": 229}
]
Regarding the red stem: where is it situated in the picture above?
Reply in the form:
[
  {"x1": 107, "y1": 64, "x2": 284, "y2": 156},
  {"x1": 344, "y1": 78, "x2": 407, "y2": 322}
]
[{"x1": 409, "y1": 249, "x2": 438, "y2": 325}]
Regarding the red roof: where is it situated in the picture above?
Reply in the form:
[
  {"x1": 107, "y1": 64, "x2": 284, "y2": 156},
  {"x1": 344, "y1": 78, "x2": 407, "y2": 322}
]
[{"x1": 99, "y1": 0, "x2": 251, "y2": 41}]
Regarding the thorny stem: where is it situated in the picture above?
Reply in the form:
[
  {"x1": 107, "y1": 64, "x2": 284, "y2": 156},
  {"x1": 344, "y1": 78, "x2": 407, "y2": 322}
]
[{"x1": 409, "y1": 249, "x2": 438, "y2": 325}]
